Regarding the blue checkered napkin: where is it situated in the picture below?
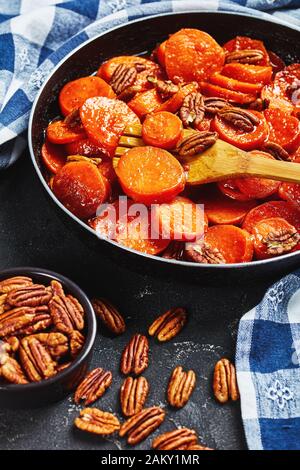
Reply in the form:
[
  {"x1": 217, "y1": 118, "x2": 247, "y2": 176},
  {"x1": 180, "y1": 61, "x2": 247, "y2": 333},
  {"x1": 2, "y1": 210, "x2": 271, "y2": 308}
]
[
  {"x1": 236, "y1": 273, "x2": 300, "y2": 450},
  {"x1": 1, "y1": 0, "x2": 300, "y2": 169}
]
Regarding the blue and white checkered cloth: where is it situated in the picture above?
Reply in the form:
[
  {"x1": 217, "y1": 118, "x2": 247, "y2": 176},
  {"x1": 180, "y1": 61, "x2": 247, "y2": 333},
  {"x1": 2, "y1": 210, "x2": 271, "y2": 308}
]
[
  {"x1": 0, "y1": 0, "x2": 300, "y2": 450},
  {"x1": 237, "y1": 273, "x2": 300, "y2": 450}
]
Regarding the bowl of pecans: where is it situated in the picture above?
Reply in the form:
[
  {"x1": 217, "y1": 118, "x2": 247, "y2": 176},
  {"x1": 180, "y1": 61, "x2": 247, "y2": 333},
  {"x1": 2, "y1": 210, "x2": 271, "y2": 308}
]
[{"x1": 0, "y1": 267, "x2": 97, "y2": 408}]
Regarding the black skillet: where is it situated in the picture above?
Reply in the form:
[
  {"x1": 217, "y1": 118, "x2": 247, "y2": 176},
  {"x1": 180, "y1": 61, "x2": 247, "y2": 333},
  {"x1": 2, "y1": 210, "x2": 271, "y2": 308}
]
[{"x1": 28, "y1": 11, "x2": 300, "y2": 283}]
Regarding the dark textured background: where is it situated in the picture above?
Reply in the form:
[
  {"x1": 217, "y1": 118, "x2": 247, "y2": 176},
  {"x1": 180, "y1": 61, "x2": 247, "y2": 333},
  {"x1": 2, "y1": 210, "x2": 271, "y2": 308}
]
[{"x1": 0, "y1": 153, "x2": 276, "y2": 450}]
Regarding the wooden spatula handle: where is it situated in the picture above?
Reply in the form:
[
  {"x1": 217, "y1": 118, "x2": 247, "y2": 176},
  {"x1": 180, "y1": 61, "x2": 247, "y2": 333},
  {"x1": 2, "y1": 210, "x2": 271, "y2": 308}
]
[{"x1": 245, "y1": 154, "x2": 300, "y2": 183}]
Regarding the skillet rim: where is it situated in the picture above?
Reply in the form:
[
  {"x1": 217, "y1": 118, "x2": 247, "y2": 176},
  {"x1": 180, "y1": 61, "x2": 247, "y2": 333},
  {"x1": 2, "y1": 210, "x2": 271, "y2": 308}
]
[{"x1": 28, "y1": 10, "x2": 300, "y2": 271}]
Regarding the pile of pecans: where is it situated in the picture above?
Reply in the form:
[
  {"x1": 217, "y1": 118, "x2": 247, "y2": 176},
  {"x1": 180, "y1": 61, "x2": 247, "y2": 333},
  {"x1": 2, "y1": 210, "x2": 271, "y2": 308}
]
[
  {"x1": 0, "y1": 276, "x2": 86, "y2": 384},
  {"x1": 72, "y1": 299, "x2": 240, "y2": 450}
]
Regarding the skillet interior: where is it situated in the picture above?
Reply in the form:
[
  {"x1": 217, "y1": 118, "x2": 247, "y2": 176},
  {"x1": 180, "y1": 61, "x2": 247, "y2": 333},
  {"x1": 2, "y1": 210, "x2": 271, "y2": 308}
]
[{"x1": 29, "y1": 12, "x2": 300, "y2": 282}]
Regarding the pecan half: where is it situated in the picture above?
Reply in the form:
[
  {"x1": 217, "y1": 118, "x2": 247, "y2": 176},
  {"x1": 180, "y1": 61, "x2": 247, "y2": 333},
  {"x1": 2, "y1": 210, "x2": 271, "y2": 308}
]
[
  {"x1": 92, "y1": 298, "x2": 125, "y2": 335},
  {"x1": 16, "y1": 306, "x2": 52, "y2": 335},
  {"x1": 0, "y1": 307, "x2": 39, "y2": 338},
  {"x1": 187, "y1": 443, "x2": 213, "y2": 450},
  {"x1": 162, "y1": 241, "x2": 185, "y2": 261},
  {"x1": 70, "y1": 330, "x2": 85, "y2": 358},
  {"x1": 110, "y1": 64, "x2": 137, "y2": 95},
  {"x1": 262, "y1": 142, "x2": 291, "y2": 162},
  {"x1": 0, "y1": 294, "x2": 7, "y2": 314},
  {"x1": 120, "y1": 376, "x2": 149, "y2": 417},
  {"x1": 249, "y1": 97, "x2": 269, "y2": 111},
  {"x1": 19, "y1": 336, "x2": 57, "y2": 382},
  {"x1": 0, "y1": 357, "x2": 28, "y2": 384},
  {"x1": 179, "y1": 92, "x2": 205, "y2": 127},
  {"x1": 204, "y1": 96, "x2": 228, "y2": 115},
  {"x1": 219, "y1": 107, "x2": 260, "y2": 132},
  {"x1": 167, "y1": 366, "x2": 196, "y2": 408},
  {"x1": 0, "y1": 340, "x2": 10, "y2": 364},
  {"x1": 185, "y1": 242, "x2": 226, "y2": 264},
  {"x1": 118, "y1": 84, "x2": 143, "y2": 102},
  {"x1": 263, "y1": 228, "x2": 300, "y2": 255},
  {"x1": 147, "y1": 76, "x2": 179, "y2": 99},
  {"x1": 49, "y1": 294, "x2": 84, "y2": 334},
  {"x1": 213, "y1": 358, "x2": 239, "y2": 403},
  {"x1": 74, "y1": 408, "x2": 120, "y2": 435},
  {"x1": 74, "y1": 368, "x2": 112, "y2": 405},
  {"x1": 31, "y1": 332, "x2": 69, "y2": 360},
  {"x1": 176, "y1": 131, "x2": 218, "y2": 157},
  {"x1": 119, "y1": 407, "x2": 165, "y2": 445},
  {"x1": 148, "y1": 307, "x2": 187, "y2": 342},
  {"x1": 152, "y1": 428, "x2": 198, "y2": 450},
  {"x1": 225, "y1": 49, "x2": 264, "y2": 64},
  {"x1": 6, "y1": 336, "x2": 20, "y2": 352},
  {"x1": 6, "y1": 284, "x2": 52, "y2": 308},
  {"x1": 51, "y1": 280, "x2": 65, "y2": 297},
  {"x1": 57, "y1": 362, "x2": 72, "y2": 373},
  {"x1": 120, "y1": 334, "x2": 149, "y2": 376},
  {"x1": 0, "y1": 276, "x2": 33, "y2": 294},
  {"x1": 64, "y1": 108, "x2": 82, "y2": 128}
]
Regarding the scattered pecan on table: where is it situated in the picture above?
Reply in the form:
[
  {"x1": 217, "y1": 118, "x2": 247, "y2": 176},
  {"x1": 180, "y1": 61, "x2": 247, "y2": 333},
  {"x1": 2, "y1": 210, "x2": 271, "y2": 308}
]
[
  {"x1": 152, "y1": 427, "x2": 198, "y2": 450},
  {"x1": 148, "y1": 307, "x2": 187, "y2": 342},
  {"x1": 120, "y1": 334, "x2": 149, "y2": 376},
  {"x1": 119, "y1": 407, "x2": 165, "y2": 445},
  {"x1": 167, "y1": 366, "x2": 196, "y2": 408},
  {"x1": 120, "y1": 376, "x2": 149, "y2": 417},
  {"x1": 92, "y1": 298, "x2": 126, "y2": 335},
  {"x1": 74, "y1": 408, "x2": 120, "y2": 436},
  {"x1": 74, "y1": 367, "x2": 112, "y2": 406},
  {"x1": 213, "y1": 358, "x2": 240, "y2": 404}
]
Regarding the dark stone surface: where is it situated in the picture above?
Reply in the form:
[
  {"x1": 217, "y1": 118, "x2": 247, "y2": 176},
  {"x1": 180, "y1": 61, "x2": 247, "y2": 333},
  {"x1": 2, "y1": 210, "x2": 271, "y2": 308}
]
[{"x1": 0, "y1": 153, "x2": 275, "y2": 450}]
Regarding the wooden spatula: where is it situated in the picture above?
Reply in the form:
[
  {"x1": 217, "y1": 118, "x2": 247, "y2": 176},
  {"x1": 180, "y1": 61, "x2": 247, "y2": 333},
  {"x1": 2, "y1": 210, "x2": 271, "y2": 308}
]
[{"x1": 115, "y1": 124, "x2": 300, "y2": 185}]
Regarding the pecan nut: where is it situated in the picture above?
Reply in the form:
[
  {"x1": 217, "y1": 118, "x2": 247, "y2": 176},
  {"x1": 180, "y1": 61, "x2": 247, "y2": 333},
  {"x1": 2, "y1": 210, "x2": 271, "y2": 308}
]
[
  {"x1": 31, "y1": 332, "x2": 69, "y2": 360},
  {"x1": 249, "y1": 97, "x2": 269, "y2": 111},
  {"x1": 0, "y1": 294, "x2": 7, "y2": 314},
  {"x1": 213, "y1": 358, "x2": 239, "y2": 403},
  {"x1": 262, "y1": 142, "x2": 291, "y2": 162},
  {"x1": 148, "y1": 76, "x2": 179, "y2": 99},
  {"x1": 15, "y1": 306, "x2": 52, "y2": 335},
  {"x1": 0, "y1": 276, "x2": 33, "y2": 294},
  {"x1": 6, "y1": 336, "x2": 20, "y2": 352},
  {"x1": 185, "y1": 241, "x2": 226, "y2": 264},
  {"x1": 186, "y1": 443, "x2": 213, "y2": 450},
  {"x1": 204, "y1": 96, "x2": 228, "y2": 114},
  {"x1": 218, "y1": 107, "x2": 260, "y2": 132},
  {"x1": 110, "y1": 64, "x2": 137, "y2": 95},
  {"x1": 167, "y1": 366, "x2": 196, "y2": 408},
  {"x1": 119, "y1": 406, "x2": 165, "y2": 445},
  {"x1": 19, "y1": 336, "x2": 57, "y2": 382},
  {"x1": 120, "y1": 334, "x2": 149, "y2": 376},
  {"x1": 148, "y1": 307, "x2": 187, "y2": 342},
  {"x1": 70, "y1": 330, "x2": 85, "y2": 358},
  {"x1": 176, "y1": 131, "x2": 218, "y2": 157},
  {"x1": 74, "y1": 368, "x2": 112, "y2": 405},
  {"x1": 0, "y1": 356, "x2": 28, "y2": 384},
  {"x1": 179, "y1": 92, "x2": 205, "y2": 127},
  {"x1": 162, "y1": 241, "x2": 185, "y2": 261},
  {"x1": 0, "y1": 307, "x2": 51, "y2": 338},
  {"x1": 152, "y1": 428, "x2": 198, "y2": 450},
  {"x1": 263, "y1": 227, "x2": 300, "y2": 255},
  {"x1": 225, "y1": 49, "x2": 264, "y2": 64},
  {"x1": 50, "y1": 280, "x2": 65, "y2": 297},
  {"x1": 49, "y1": 294, "x2": 84, "y2": 334},
  {"x1": 120, "y1": 376, "x2": 149, "y2": 417},
  {"x1": 92, "y1": 298, "x2": 126, "y2": 335},
  {"x1": 6, "y1": 284, "x2": 52, "y2": 308},
  {"x1": 74, "y1": 408, "x2": 120, "y2": 435},
  {"x1": 118, "y1": 84, "x2": 143, "y2": 102}
]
